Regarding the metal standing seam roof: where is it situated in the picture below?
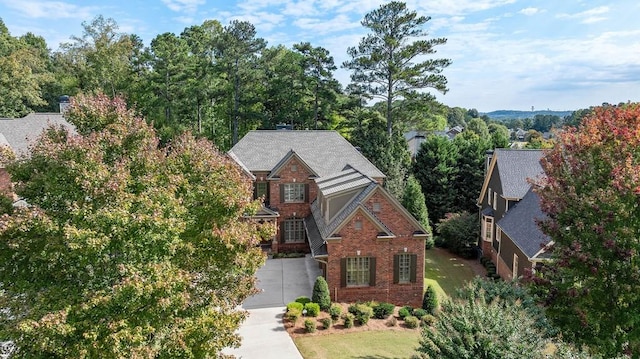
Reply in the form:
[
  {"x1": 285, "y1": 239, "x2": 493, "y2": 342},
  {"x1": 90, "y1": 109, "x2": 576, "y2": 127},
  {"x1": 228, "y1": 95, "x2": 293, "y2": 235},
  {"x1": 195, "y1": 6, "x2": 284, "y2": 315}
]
[
  {"x1": 316, "y1": 166, "x2": 375, "y2": 196},
  {"x1": 496, "y1": 188, "x2": 550, "y2": 259},
  {"x1": 495, "y1": 149, "x2": 544, "y2": 199},
  {"x1": 228, "y1": 130, "x2": 386, "y2": 179},
  {"x1": 0, "y1": 113, "x2": 74, "y2": 156}
]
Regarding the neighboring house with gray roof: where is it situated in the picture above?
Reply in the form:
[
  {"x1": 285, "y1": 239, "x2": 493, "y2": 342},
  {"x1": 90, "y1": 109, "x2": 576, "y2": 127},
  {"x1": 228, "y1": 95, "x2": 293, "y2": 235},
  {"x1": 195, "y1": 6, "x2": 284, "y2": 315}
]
[
  {"x1": 229, "y1": 130, "x2": 428, "y2": 307},
  {"x1": 0, "y1": 113, "x2": 74, "y2": 195},
  {"x1": 476, "y1": 148, "x2": 550, "y2": 279}
]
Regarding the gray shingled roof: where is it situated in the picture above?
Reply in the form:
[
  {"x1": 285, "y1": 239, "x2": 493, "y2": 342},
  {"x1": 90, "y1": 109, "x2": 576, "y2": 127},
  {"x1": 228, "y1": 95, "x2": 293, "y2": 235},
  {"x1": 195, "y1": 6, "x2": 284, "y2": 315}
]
[
  {"x1": 495, "y1": 149, "x2": 543, "y2": 199},
  {"x1": 229, "y1": 130, "x2": 386, "y2": 179},
  {"x1": 0, "y1": 113, "x2": 74, "y2": 156},
  {"x1": 497, "y1": 188, "x2": 550, "y2": 259},
  {"x1": 304, "y1": 213, "x2": 327, "y2": 256}
]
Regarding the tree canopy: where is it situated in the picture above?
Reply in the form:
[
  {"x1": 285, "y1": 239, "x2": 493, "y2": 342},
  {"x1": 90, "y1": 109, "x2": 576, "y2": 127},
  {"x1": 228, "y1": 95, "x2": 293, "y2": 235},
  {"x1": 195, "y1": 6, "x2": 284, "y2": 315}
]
[
  {"x1": 0, "y1": 94, "x2": 268, "y2": 357},
  {"x1": 530, "y1": 103, "x2": 640, "y2": 357},
  {"x1": 343, "y1": 1, "x2": 450, "y2": 136}
]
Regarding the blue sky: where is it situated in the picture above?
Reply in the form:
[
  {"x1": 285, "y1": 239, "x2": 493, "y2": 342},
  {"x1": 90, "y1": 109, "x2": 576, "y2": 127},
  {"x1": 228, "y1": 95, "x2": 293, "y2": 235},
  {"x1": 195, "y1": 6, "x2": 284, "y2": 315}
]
[{"x1": 1, "y1": 0, "x2": 639, "y2": 112}]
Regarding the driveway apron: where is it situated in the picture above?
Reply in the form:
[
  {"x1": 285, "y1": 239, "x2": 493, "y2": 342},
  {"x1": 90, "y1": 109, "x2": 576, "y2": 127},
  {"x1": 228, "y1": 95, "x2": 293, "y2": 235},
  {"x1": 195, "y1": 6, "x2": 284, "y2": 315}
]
[{"x1": 224, "y1": 255, "x2": 321, "y2": 358}]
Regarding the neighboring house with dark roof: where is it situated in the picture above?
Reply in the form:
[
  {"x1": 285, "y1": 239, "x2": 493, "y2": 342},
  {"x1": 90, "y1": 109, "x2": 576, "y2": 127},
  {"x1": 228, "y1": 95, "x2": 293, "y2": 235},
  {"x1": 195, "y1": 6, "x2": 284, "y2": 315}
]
[
  {"x1": 477, "y1": 148, "x2": 550, "y2": 279},
  {"x1": 230, "y1": 130, "x2": 429, "y2": 306},
  {"x1": 0, "y1": 113, "x2": 74, "y2": 195}
]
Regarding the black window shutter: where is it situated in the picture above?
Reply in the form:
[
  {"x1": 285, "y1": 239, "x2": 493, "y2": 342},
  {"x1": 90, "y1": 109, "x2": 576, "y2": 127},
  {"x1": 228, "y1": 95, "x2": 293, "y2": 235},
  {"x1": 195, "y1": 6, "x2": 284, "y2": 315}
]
[
  {"x1": 280, "y1": 221, "x2": 285, "y2": 243},
  {"x1": 280, "y1": 184, "x2": 285, "y2": 202},
  {"x1": 410, "y1": 254, "x2": 418, "y2": 283},
  {"x1": 393, "y1": 254, "x2": 399, "y2": 284},
  {"x1": 253, "y1": 182, "x2": 257, "y2": 200},
  {"x1": 340, "y1": 258, "x2": 347, "y2": 287},
  {"x1": 369, "y1": 257, "x2": 376, "y2": 286},
  {"x1": 305, "y1": 184, "x2": 309, "y2": 202}
]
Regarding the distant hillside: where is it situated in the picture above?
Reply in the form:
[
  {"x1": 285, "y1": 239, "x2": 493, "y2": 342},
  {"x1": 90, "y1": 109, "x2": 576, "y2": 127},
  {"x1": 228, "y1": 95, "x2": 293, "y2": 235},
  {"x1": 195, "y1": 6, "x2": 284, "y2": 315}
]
[{"x1": 483, "y1": 110, "x2": 573, "y2": 120}]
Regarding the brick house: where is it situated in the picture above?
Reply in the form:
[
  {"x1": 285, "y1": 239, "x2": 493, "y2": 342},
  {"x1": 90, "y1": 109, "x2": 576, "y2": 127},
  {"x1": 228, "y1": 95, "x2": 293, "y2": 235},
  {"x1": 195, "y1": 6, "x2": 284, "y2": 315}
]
[
  {"x1": 229, "y1": 130, "x2": 428, "y2": 306},
  {"x1": 477, "y1": 148, "x2": 551, "y2": 279}
]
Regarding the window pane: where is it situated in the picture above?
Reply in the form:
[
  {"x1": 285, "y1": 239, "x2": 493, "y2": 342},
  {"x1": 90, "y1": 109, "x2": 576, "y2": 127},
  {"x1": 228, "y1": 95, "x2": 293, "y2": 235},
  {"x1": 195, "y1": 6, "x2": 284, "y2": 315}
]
[
  {"x1": 346, "y1": 257, "x2": 370, "y2": 286},
  {"x1": 284, "y1": 183, "x2": 305, "y2": 202},
  {"x1": 284, "y1": 219, "x2": 305, "y2": 243},
  {"x1": 398, "y1": 253, "x2": 411, "y2": 283}
]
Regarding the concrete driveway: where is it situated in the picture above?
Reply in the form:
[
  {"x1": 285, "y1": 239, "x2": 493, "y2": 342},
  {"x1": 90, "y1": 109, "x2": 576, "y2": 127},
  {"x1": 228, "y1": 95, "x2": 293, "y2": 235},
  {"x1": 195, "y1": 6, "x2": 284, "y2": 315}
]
[{"x1": 224, "y1": 255, "x2": 322, "y2": 359}]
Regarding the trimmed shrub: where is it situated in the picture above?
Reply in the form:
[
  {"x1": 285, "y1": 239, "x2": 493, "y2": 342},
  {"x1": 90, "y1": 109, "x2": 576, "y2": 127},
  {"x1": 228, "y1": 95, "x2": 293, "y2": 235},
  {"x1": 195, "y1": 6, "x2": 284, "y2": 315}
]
[
  {"x1": 304, "y1": 319, "x2": 316, "y2": 333},
  {"x1": 304, "y1": 302, "x2": 320, "y2": 317},
  {"x1": 372, "y1": 302, "x2": 395, "y2": 319},
  {"x1": 421, "y1": 314, "x2": 436, "y2": 327},
  {"x1": 422, "y1": 285, "x2": 439, "y2": 315},
  {"x1": 295, "y1": 296, "x2": 311, "y2": 305},
  {"x1": 413, "y1": 308, "x2": 428, "y2": 318},
  {"x1": 320, "y1": 317, "x2": 332, "y2": 329},
  {"x1": 404, "y1": 315, "x2": 419, "y2": 329},
  {"x1": 398, "y1": 306, "x2": 413, "y2": 319},
  {"x1": 329, "y1": 304, "x2": 342, "y2": 320},
  {"x1": 386, "y1": 316, "x2": 398, "y2": 327},
  {"x1": 348, "y1": 303, "x2": 373, "y2": 325},
  {"x1": 312, "y1": 276, "x2": 331, "y2": 311},
  {"x1": 287, "y1": 301, "x2": 304, "y2": 313},
  {"x1": 342, "y1": 313, "x2": 355, "y2": 328},
  {"x1": 285, "y1": 308, "x2": 301, "y2": 323}
]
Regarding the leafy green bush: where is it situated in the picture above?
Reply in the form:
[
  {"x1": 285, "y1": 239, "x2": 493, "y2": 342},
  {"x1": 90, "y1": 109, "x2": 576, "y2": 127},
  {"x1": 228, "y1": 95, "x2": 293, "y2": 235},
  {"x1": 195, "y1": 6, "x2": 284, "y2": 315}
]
[
  {"x1": 421, "y1": 314, "x2": 436, "y2": 327},
  {"x1": 348, "y1": 303, "x2": 373, "y2": 325},
  {"x1": 329, "y1": 304, "x2": 342, "y2": 320},
  {"x1": 304, "y1": 302, "x2": 320, "y2": 317},
  {"x1": 342, "y1": 313, "x2": 355, "y2": 328},
  {"x1": 372, "y1": 302, "x2": 395, "y2": 319},
  {"x1": 413, "y1": 308, "x2": 428, "y2": 318},
  {"x1": 312, "y1": 276, "x2": 331, "y2": 310},
  {"x1": 398, "y1": 306, "x2": 413, "y2": 319},
  {"x1": 422, "y1": 285, "x2": 439, "y2": 315},
  {"x1": 285, "y1": 308, "x2": 301, "y2": 322},
  {"x1": 404, "y1": 315, "x2": 419, "y2": 329},
  {"x1": 320, "y1": 317, "x2": 332, "y2": 329},
  {"x1": 304, "y1": 319, "x2": 316, "y2": 333},
  {"x1": 295, "y1": 296, "x2": 311, "y2": 305},
  {"x1": 287, "y1": 301, "x2": 304, "y2": 313},
  {"x1": 435, "y1": 211, "x2": 479, "y2": 258}
]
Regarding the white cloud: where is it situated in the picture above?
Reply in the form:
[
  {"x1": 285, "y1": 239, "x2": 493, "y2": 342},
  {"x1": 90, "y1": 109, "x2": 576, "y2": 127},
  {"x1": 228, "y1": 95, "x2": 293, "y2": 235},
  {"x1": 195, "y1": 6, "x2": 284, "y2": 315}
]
[
  {"x1": 227, "y1": 11, "x2": 286, "y2": 33},
  {"x1": 412, "y1": 0, "x2": 516, "y2": 16},
  {"x1": 557, "y1": 6, "x2": 609, "y2": 23},
  {"x1": 0, "y1": 0, "x2": 97, "y2": 19},
  {"x1": 293, "y1": 14, "x2": 361, "y2": 35},
  {"x1": 519, "y1": 7, "x2": 539, "y2": 16},
  {"x1": 161, "y1": 0, "x2": 204, "y2": 14}
]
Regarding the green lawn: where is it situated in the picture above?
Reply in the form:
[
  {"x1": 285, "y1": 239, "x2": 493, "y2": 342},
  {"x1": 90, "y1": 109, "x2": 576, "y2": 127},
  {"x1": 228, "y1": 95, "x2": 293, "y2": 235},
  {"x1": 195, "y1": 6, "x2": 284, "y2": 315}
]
[
  {"x1": 293, "y1": 249, "x2": 479, "y2": 359},
  {"x1": 294, "y1": 330, "x2": 420, "y2": 359},
  {"x1": 424, "y1": 247, "x2": 478, "y2": 299}
]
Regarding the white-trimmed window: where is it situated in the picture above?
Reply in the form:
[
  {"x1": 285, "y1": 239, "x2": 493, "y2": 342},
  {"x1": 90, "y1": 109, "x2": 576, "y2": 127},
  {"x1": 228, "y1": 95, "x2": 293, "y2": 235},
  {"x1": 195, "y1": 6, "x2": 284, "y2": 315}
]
[
  {"x1": 512, "y1": 253, "x2": 519, "y2": 279},
  {"x1": 398, "y1": 253, "x2": 411, "y2": 283},
  {"x1": 346, "y1": 257, "x2": 370, "y2": 286},
  {"x1": 372, "y1": 202, "x2": 381, "y2": 212},
  {"x1": 354, "y1": 220, "x2": 363, "y2": 230},
  {"x1": 284, "y1": 218, "x2": 305, "y2": 243},
  {"x1": 493, "y1": 192, "x2": 498, "y2": 210},
  {"x1": 488, "y1": 188, "x2": 492, "y2": 205},
  {"x1": 255, "y1": 182, "x2": 268, "y2": 200},
  {"x1": 483, "y1": 216, "x2": 494, "y2": 242},
  {"x1": 283, "y1": 183, "x2": 305, "y2": 202}
]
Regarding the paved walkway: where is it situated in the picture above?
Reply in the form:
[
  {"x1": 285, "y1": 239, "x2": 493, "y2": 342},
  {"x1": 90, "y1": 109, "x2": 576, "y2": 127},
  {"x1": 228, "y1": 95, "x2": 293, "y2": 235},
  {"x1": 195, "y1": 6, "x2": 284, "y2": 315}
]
[{"x1": 224, "y1": 255, "x2": 322, "y2": 358}]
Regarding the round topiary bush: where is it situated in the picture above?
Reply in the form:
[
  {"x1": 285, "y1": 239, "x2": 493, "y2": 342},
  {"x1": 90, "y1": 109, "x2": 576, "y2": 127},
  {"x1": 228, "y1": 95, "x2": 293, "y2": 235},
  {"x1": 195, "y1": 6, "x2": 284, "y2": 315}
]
[
  {"x1": 304, "y1": 302, "x2": 320, "y2": 317},
  {"x1": 373, "y1": 302, "x2": 395, "y2": 319},
  {"x1": 320, "y1": 317, "x2": 332, "y2": 329},
  {"x1": 404, "y1": 315, "x2": 419, "y2": 329},
  {"x1": 398, "y1": 306, "x2": 413, "y2": 319},
  {"x1": 342, "y1": 312, "x2": 355, "y2": 328},
  {"x1": 421, "y1": 314, "x2": 436, "y2": 327},
  {"x1": 295, "y1": 296, "x2": 311, "y2": 305},
  {"x1": 329, "y1": 304, "x2": 342, "y2": 320},
  {"x1": 413, "y1": 308, "x2": 428, "y2": 318},
  {"x1": 287, "y1": 301, "x2": 304, "y2": 313},
  {"x1": 304, "y1": 318, "x2": 316, "y2": 333},
  {"x1": 312, "y1": 276, "x2": 331, "y2": 311},
  {"x1": 348, "y1": 303, "x2": 373, "y2": 325}
]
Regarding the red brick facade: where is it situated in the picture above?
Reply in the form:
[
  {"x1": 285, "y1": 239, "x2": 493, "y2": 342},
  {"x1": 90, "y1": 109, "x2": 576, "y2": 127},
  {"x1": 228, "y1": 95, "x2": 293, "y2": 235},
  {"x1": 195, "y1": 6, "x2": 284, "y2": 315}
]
[
  {"x1": 0, "y1": 169, "x2": 12, "y2": 196},
  {"x1": 324, "y1": 191, "x2": 425, "y2": 307}
]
